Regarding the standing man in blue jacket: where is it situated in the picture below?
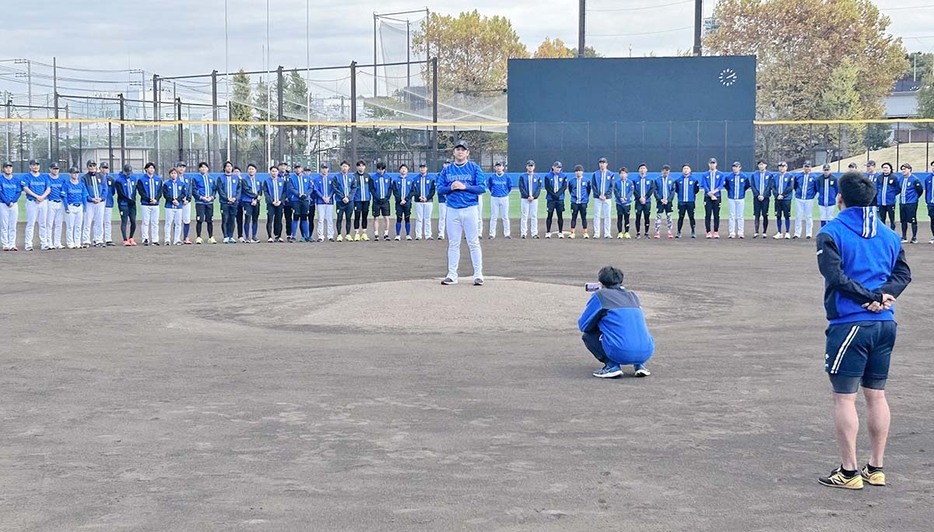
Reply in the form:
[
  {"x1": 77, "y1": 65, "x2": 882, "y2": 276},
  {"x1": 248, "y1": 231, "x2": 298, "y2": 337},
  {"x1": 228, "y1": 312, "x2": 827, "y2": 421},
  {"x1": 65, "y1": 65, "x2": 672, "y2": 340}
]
[
  {"x1": 217, "y1": 161, "x2": 241, "y2": 243},
  {"x1": 817, "y1": 164, "x2": 839, "y2": 229},
  {"x1": 0, "y1": 162, "x2": 25, "y2": 251},
  {"x1": 332, "y1": 161, "x2": 357, "y2": 242},
  {"x1": 286, "y1": 162, "x2": 313, "y2": 242},
  {"x1": 724, "y1": 161, "x2": 749, "y2": 239},
  {"x1": 751, "y1": 160, "x2": 772, "y2": 239},
  {"x1": 240, "y1": 163, "x2": 263, "y2": 243},
  {"x1": 896, "y1": 163, "x2": 923, "y2": 244},
  {"x1": 773, "y1": 162, "x2": 794, "y2": 239},
  {"x1": 314, "y1": 163, "x2": 335, "y2": 242},
  {"x1": 875, "y1": 163, "x2": 900, "y2": 231},
  {"x1": 578, "y1": 266, "x2": 653, "y2": 378},
  {"x1": 369, "y1": 162, "x2": 393, "y2": 241},
  {"x1": 162, "y1": 168, "x2": 186, "y2": 246},
  {"x1": 438, "y1": 140, "x2": 486, "y2": 285},
  {"x1": 487, "y1": 161, "x2": 511, "y2": 239},
  {"x1": 352, "y1": 160, "x2": 372, "y2": 241},
  {"x1": 590, "y1": 157, "x2": 615, "y2": 239},
  {"x1": 815, "y1": 171, "x2": 911, "y2": 490},
  {"x1": 615, "y1": 167, "x2": 633, "y2": 239},
  {"x1": 674, "y1": 164, "x2": 699, "y2": 238},
  {"x1": 414, "y1": 162, "x2": 436, "y2": 240},
  {"x1": 264, "y1": 165, "x2": 286, "y2": 242},
  {"x1": 518, "y1": 160, "x2": 542, "y2": 239},
  {"x1": 44, "y1": 163, "x2": 66, "y2": 249},
  {"x1": 544, "y1": 161, "x2": 567, "y2": 238},
  {"x1": 192, "y1": 162, "x2": 217, "y2": 244},
  {"x1": 175, "y1": 161, "x2": 193, "y2": 245},
  {"x1": 700, "y1": 158, "x2": 726, "y2": 239},
  {"x1": 391, "y1": 163, "x2": 415, "y2": 241},
  {"x1": 794, "y1": 161, "x2": 819, "y2": 239},
  {"x1": 654, "y1": 164, "x2": 676, "y2": 239},
  {"x1": 568, "y1": 164, "x2": 591, "y2": 239},
  {"x1": 100, "y1": 162, "x2": 116, "y2": 246},
  {"x1": 115, "y1": 164, "x2": 138, "y2": 246},
  {"x1": 22, "y1": 159, "x2": 50, "y2": 251},
  {"x1": 633, "y1": 164, "x2": 655, "y2": 239},
  {"x1": 137, "y1": 162, "x2": 163, "y2": 246},
  {"x1": 82, "y1": 160, "x2": 107, "y2": 248}
]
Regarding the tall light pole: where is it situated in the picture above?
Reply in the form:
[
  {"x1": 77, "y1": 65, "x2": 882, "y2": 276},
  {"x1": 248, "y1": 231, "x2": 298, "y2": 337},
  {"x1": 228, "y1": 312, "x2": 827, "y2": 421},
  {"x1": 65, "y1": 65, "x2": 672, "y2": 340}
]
[
  {"x1": 578, "y1": 0, "x2": 585, "y2": 58},
  {"x1": 225, "y1": 0, "x2": 231, "y2": 161},
  {"x1": 14, "y1": 59, "x2": 31, "y2": 158}
]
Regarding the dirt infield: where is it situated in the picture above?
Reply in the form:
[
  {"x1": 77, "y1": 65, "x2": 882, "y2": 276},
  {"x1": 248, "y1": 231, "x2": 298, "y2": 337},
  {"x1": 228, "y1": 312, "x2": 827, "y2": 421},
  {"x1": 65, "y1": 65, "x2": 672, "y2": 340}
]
[{"x1": 1, "y1": 222, "x2": 932, "y2": 531}]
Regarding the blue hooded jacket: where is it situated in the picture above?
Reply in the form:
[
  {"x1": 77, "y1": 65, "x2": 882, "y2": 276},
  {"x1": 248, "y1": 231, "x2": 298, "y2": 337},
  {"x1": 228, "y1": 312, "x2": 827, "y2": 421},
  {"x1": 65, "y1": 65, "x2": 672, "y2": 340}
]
[
  {"x1": 816, "y1": 206, "x2": 911, "y2": 325},
  {"x1": 578, "y1": 286, "x2": 655, "y2": 365}
]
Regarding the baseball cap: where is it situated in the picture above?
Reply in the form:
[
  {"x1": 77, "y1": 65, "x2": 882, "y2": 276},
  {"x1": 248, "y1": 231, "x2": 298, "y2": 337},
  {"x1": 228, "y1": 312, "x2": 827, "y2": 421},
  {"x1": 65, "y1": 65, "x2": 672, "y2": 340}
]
[
  {"x1": 661, "y1": 164, "x2": 671, "y2": 170},
  {"x1": 803, "y1": 160, "x2": 812, "y2": 167},
  {"x1": 100, "y1": 162, "x2": 109, "y2": 169},
  {"x1": 708, "y1": 157, "x2": 717, "y2": 164},
  {"x1": 69, "y1": 166, "x2": 79, "y2": 173},
  {"x1": 176, "y1": 161, "x2": 187, "y2": 167},
  {"x1": 598, "y1": 157, "x2": 608, "y2": 163},
  {"x1": 732, "y1": 161, "x2": 741, "y2": 167},
  {"x1": 419, "y1": 162, "x2": 427, "y2": 168},
  {"x1": 866, "y1": 160, "x2": 876, "y2": 166},
  {"x1": 822, "y1": 163, "x2": 831, "y2": 170},
  {"x1": 320, "y1": 162, "x2": 328, "y2": 169},
  {"x1": 86, "y1": 160, "x2": 97, "y2": 167},
  {"x1": 293, "y1": 163, "x2": 303, "y2": 169},
  {"x1": 526, "y1": 160, "x2": 535, "y2": 166},
  {"x1": 49, "y1": 162, "x2": 60, "y2": 170},
  {"x1": 28, "y1": 158, "x2": 39, "y2": 165},
  {"x1": 454, "y1": 140, "x2": 469, "y2": 150},
  {"x1": 123, "y1": 164, "x2": 133, "y2": 172},
  {"x1": 2, "y1": 161, "x2": 12, "y2": 167},
  {"x1": 778, "y1": 161, "x2": 787, "y2": 166},
  {"x1": 847, "y1": 162, "x2": 857, "y2": 169},
  {"x1": 553, "y1": 161, "x2": 562, "y2": 168},
  {"x1": 493, "y1": 161, "x2": 503, "y2": 167},
  {"x1": 574, "y1": 164, "x2": 584, "y2": 171}
]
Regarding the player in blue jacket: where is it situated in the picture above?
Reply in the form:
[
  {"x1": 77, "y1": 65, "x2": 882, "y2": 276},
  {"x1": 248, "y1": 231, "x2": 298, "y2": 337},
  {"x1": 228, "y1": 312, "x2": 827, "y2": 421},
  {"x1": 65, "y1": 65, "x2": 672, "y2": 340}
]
[
  {"x1": 62, "y1": 167, "x2": 88, "y2": 249},
  {"x1": 633, "y1": 164, "x2": 655, "y2": 239},
  {"x1": 793, "y1": 161, "x2": 819, "y2": 239},
  {"x1": 217, "y1": 161, "x2": 241, "y2": 243},
  {"x1": 518, "y1": 160, "x2": 543, "y2": 239},
  {"x1": 314, "y1": 163, "x2": 335, "y2": 242},
  {"x1": 817, "y1": 164, "x2": 839, "y2": 229},
  {"x1": 391, "y1": 163, "x2": 415, "y2": 240},
  {"x1": 700, "y1": 158, "x2": 726, "y2": 238},
  {"x1": 286, "y1": 163, "x2": 314, "y2": 242},
  {"x1": 192, "y1": 162, "x2": 217, "y2": 244},
  {"x1": 750, "y1": 160, "x2": 773, "y2": 238},
  {"x1": 568, "y1": 164, "x2": 591, "y2": 239},
  {"x1": 352, "y1": 160, "x2": 372, "y2": 241},
  {"x1": 896, "y1": 163, "x2": 923, "y2": 244},
  {"x1": 772, "y1": 162, "x2": 794, "y2": 239},
  {"x1": 162, "y1": 168, "x2": 187, "y2": 245},
  {"x1": 874, "y1": 163, "x2": 900, "y2": 231},
  {"x1": 414, "y1": 162, "x2": 437, "y2": 240},
  {"x1": 590, "y1": 157, "x2": 615, "y2": 239},
  {"x1": 615, "y1": 167, "x2": 634, "y2": 239},
  {"x1": 654, "y1": 164, "x2": 676, "y2": 239},
  {"x1": 544, "y1": 161, "x2": 567, "y2": 238},
  {"x1": 437, "y1": 140, "x2": 486, "y2": 285},
  {"x1": 22, "y1": 159, "x2": 51, "y2": 251},
  {"x1": 45, "y1": 163, "x2": 67, "y2": 249},
  {"x1": 114, "y1": 164, "x2": 138, "y2": 246},
  {"x1": 264, "y1": 165, "x2": 286, "y2": 242},
  {"x1": 673, "y1": 164, "x2": 699, "y2": 238},
  {"x1": 487, "y1": 161, "x2": 511, "y2": 239},
  {"x1": 724, "y1": 161, "x2": 749, "y2": 239},
  {"x1": 175, "y1": 161, "x2": 193, "y2": 245},
  {"x1": 240, "y1": 163, "x2": 263, "y2": 243},
  {"x1": 369, "y1": 162, "x2": 393, "y2": 241},
  {"x1": 136, "y1": 162, "x2": 163, "y2": 246},
  {"x1": 0, "y1": 161, "x2": 25, "y2": 251},
  {"x1": 815, "y1": 171, "x2": 911, "y2": 490},
  {"x1": 578, "y1": 266, "x2": 653, "y2": 378},
  {"x1": 332, "y1": 161, "x2": 357, "y2": 242}
]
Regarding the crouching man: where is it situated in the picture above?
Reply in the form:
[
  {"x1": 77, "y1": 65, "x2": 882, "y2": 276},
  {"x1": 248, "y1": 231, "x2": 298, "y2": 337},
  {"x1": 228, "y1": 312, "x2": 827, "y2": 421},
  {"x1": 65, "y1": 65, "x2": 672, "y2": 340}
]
[{"x1": 578, "y1": 266, "x2": 654, "y2": 378}]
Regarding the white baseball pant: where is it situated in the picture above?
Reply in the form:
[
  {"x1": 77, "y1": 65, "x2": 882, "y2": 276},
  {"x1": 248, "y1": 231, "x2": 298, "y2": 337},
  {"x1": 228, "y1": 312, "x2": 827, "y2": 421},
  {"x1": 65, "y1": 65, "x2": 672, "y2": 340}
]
[
  {"x1": 489, "y1": 196, "x2": 510, "y2": 237},
  {"x1": 438, "y1": 203, "x2": 447, "y2": 237},
  {"x1": 0, "y1": 203, "x2": 19, "y2": 249},
  {"x1": 141, "y1": 204, "x2": 160, "y2": 242},
  {"x1": 46, "y1": 201, "x2": 64, "y2": 248},
  {"x1": 65, "y1": 204, "x2": 83, "y2": 248},
  {"x1": 316, "y1": 204, "x2": 335, "y2": 239},
  {"x1": 25, "y1": 200, "x2": 49, "y2": 249},
  {"x1": 728, "y1": 198, "x2": 745, "y2": 236},
  {"x1": 164, "y1": 208, "x2": 183, "y2": 244},
  {"x1": 592, "y1": 198, "x2": 612, "y2": 237},
  {"x1": 415, "y1": 201, "x2": 433, "y2": 239},
  {"x1": 104, "y1": 206, "x2": 113, "y2": 242},
  {"x1": 794, "y1": 198, "x2": 815, "y2": 237},
  {"x1": 819, "y1": 205, "x2": 836, "y2": 222},
  {"x1": 446, "y1": 204, "x2": 483, "y2": 282},
  {"x1": 520, "y1": 198, "x2": 539, "y2": 237}
]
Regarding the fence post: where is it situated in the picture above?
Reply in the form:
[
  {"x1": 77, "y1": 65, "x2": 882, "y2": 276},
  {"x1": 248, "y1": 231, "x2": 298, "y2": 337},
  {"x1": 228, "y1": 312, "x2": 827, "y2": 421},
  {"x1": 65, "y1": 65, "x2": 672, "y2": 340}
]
[
  {"x1": 277, "y1": 66, "x2": 284, "y2": 164},
  {"x1": 431, "y1": 57, "x2": 438, "y2": 170},
  {"x1": 119, "y1": 94, "x2": 126, "y2": 166},
  {"x1": 211, "y1": 70, "x2": 218, "y2": 168},
  {"x1": 176, "y1": 97, "x2": 183, "y2": 163},
  {"x1": 350, "y1": 61, "x2": 358, "y2": 166},
  {"x1": 53, "y1": 91, "x2": 60, "y2": 163}
]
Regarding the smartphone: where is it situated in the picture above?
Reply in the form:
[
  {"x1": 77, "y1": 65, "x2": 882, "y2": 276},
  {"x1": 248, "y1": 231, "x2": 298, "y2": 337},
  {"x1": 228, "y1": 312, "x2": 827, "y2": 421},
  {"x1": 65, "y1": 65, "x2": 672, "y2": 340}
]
[{"x1": 585, "y1": 283, "x2": 601, "y2": 292}]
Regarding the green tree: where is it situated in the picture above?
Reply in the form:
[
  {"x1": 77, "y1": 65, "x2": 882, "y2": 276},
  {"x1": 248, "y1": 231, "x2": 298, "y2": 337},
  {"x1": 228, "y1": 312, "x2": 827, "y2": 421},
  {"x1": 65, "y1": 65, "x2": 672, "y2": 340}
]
[
  {"x1": 705, "y1": 0, "x2": 908, "y2": 163},
  {"x1": 283, "y1": 69, "x2": 309, "y2": 157},
  {"x1": 229, "y1": 69, "x2": 254, "y2": 161},
  {"x1": 411, "y1": 10, "x2": 528, "y2": 94},
  {"x1": 533, "y1": 37, "x2": 575, "y2": 59},
  {"x1": 571, "y1": 45, "x2": 602, "y2": 58}
]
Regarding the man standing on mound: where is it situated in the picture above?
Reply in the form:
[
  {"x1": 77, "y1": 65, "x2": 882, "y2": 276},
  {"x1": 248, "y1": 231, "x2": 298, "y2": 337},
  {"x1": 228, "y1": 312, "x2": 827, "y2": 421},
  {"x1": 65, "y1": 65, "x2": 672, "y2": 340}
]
[
  {"x1": 578, "y1": 266, "x2": 653, "y2": 378},
  {"x1": 438, "y1": 141, "x2": 485, "y2": 286},
  {"x1": 815, "y1": 172, "x2": 911, "y2": 490}
]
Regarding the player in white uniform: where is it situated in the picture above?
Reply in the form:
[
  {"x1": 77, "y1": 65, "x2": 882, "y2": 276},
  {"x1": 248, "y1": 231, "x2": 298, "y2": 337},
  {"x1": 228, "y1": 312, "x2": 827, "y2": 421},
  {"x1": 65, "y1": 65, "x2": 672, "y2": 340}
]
[{"x1": 438, "y1": 141, "x2": 485, "y2": 286}]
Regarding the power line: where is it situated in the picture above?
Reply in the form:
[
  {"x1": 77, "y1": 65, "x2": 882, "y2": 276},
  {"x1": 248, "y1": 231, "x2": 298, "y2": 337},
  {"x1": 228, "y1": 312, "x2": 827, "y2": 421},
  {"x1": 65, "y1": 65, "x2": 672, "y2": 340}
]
[
  {"x1": 588, "y1": 0, "x2": 691, "y2": 12},
  {"x1": 590, "y1": 26, "x2": 693, "y2": 38}
]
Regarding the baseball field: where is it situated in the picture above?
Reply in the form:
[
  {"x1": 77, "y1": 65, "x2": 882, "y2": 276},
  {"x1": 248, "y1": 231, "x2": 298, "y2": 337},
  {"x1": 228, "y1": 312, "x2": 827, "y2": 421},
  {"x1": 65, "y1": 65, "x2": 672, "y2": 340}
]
[{"x1": 1, "y1": 221, "x2": 931, "y2": 530}]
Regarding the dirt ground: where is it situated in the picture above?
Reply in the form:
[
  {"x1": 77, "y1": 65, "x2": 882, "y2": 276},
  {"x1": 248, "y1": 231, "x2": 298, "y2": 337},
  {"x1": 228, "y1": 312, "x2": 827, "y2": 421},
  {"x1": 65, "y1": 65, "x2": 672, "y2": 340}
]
[{"x1": 1, "y1": 220, "x2": 932, "y2": 531}]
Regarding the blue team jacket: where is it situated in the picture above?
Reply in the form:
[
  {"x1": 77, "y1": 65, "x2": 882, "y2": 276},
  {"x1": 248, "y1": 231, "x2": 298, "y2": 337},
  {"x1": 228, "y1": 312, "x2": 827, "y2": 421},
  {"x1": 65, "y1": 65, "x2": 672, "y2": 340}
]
[
  {"x1": 0, "y1": 174, "x2": 25, "y2": 205},
  {"x1": 654, "y1": 175, "x2": 675, "y2": 204},
  {"x1": 590, "y1": 170, "x2": 616, "y2": 199},
  {"x1": 369, "y1": 173, "x2": 392, "y2": 201},
  {"x1": 162, "y1": 179, "x2": 187, "y2": 209},
  {"x1": 487, "y1": 172, "x2": 512, "y2": 198},
  {"x1": 436, "y1": 161, "x2": 486, "y2": 209},
  {"x1": 287, "y1": 173, "x2": 314, "y2": 203},
  {"x1": 772, "y1": 173, "x2": 794, "y2": 199},
  {"x1": 137, "y1": 174, "x2": 163, "y2": 205},
  {"x1": 544, "y1": 171, "x2": 568, "y2": 202},
  {"x1": 724, "y1": 172, "x2": 749, "y2": 200},
  {"x1": 794, "y1": 172, "x2": 819, "y2": 200},
  {"x1": 518, "y1": 172, "x2": 543, "y2": 199},
  {"x1": 750, "y1": 171, "x2": 773, "y2": 198},
  {"x1": 353, "y1": 172, "x2": 371, "y2": 202},
  {"x1": 634, "y1": 176, "x2": 655, "y2": 203},
  {"x1": 239, "y1": 174, "x2": 263, "y2": 203},
  {"x1": 102, "y1": 173, "x2": 116, "y2": 207},
  {"x1": 615, "y1": 178, "x2": 634, "y2": 205},
  {"x1": 875, "y1": 173, "x2": 900, "y2": 206},
  {"x1": 83, "y1": 172, "x2": 107, "y2": 203},
  {"x1": 816, "y1": 206, "x2": 911, "y2": 325},
  {"x1": 674, "y1": 174, "x2": 699, "y2": 204},
  {"x1": 897, "y1": 174, "x2": 923, "y2": 204},
  {"x1": 115, "y1": 172, "x2": 137, "y2": 206},
  {"x1": 391, "y1": 174, "x2": 416, "y2": 203},
  {"x1": 924, "y1": 174, "x2": 934, "y2": 205},
  {"x1": 191, "y1": 173, "x2": 215, "y2": 205},
  {"x1": 331, "y1": 173, "x2": 358, "y2": 201},
  {"x1": 699, "y1": 170, "x2": 726, "y2": 199},
  {"x1": 264, "y1": 175, "x2": 287, "y2": 205},
  {"x1": 578, "y1": 286, "x2": 655, "y2": 365},
  {"x1": 569, "y1": 177, "x2": 591, "y2": 204},
  {"x1": 817, "y1": 175, "x2": 839, "y2": 207},
  {"x1": 414, "y1": 174, "x2": 436, "y2": 202},
  {"x1": 23, "y1": 173, "x2": 50, "y2": 201},
  {"x1": 62, "y1": 179, "x2": 89, "y2": 206}
]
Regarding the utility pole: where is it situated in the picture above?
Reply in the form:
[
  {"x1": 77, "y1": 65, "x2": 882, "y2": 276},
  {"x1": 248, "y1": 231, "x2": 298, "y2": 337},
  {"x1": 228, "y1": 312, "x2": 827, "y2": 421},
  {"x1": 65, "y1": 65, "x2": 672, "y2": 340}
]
[
  {"x1": 578, "y1": 0, "x2": 586, "y2": 58},
  {"x1": 693, "y1": 0, "x2": 703, "y2": 56}
]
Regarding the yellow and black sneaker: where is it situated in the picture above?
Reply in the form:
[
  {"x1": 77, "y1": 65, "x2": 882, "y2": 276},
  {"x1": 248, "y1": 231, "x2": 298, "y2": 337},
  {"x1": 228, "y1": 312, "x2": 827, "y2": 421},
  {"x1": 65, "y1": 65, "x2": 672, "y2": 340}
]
[
  {"x1": 818, "y1": 466, "x2": 863, "y2": 490},
  {"x1": 860, "y1": 464, "x2": 886, "y2": 486}
]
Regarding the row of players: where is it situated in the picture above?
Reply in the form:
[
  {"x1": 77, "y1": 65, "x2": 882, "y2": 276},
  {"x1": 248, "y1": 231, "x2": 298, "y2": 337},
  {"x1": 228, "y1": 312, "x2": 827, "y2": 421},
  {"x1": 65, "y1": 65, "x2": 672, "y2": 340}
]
[{"x1": 2, "y1": 157, "x2": 933, "y2": 250}]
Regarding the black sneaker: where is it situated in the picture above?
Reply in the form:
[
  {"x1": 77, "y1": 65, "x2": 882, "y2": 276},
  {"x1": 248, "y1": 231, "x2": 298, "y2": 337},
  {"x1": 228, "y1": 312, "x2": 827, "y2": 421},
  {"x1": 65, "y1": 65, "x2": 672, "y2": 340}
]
[
  {"x1": 441, "y1": 277, "x2": 457, "y2": 285},
  {"x1": 473, "y1": 278, "x2": 484, "y2": 286}
]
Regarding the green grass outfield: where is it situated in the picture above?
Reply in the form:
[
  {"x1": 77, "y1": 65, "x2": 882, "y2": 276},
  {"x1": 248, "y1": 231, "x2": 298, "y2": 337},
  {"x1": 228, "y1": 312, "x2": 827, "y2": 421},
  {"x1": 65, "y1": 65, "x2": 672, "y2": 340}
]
[{"x1": 16, "y1": 191, "x2": 932, "y2": 223}]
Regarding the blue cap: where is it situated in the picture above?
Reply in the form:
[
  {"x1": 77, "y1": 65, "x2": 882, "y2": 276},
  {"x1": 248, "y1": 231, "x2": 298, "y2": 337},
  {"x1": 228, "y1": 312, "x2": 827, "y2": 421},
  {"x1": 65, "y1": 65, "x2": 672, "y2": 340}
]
[
  {"x1": 49, "y1": 162, "x2": 60, "y2": 169},
  {"x1": 454, "y1": 140, "x2": 469, "y2": 150},
  {"x1": 28, "y1": 159, "x2": 39, "y2": 165},
  {"x1": 2, "y1": 161, "x2": 11, "y2": 167},
  {"x1": 123, "y1": 164, "x2": 133, "y2": 172},
  {"x1": 708, "y1": 158, "x2": 717, "y2": 164},
  {"x1": 69, "y1": 166, "x2": 80, "y2": 173}
]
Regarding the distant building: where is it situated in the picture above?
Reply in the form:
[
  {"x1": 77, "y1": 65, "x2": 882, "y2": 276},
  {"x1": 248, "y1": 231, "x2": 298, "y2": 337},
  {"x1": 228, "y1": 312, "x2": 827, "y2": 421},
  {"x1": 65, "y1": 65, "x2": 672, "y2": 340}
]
[{"x1": 884, "y1": 76, "x2": 920, "y2": 119}]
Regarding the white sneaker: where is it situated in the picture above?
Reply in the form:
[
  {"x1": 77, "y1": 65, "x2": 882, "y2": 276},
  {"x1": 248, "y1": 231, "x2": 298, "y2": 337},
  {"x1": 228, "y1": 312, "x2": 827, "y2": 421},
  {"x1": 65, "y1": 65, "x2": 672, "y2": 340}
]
[
  {"x1": 773, "y1": 233, "x2": 783, "y2": 239},
  {"x1": 558, "y1": 233, "x2": 564, "y2": 239},
  {"x1": 545, "y1": 233, "x2": 551, "y2": 238}
]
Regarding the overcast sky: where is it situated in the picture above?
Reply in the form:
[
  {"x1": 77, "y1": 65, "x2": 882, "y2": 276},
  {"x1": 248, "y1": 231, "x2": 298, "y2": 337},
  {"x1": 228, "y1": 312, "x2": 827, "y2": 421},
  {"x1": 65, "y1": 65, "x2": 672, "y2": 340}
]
[{"x1": 2, "y1": 0, "x2": 933, "y2": 99}]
